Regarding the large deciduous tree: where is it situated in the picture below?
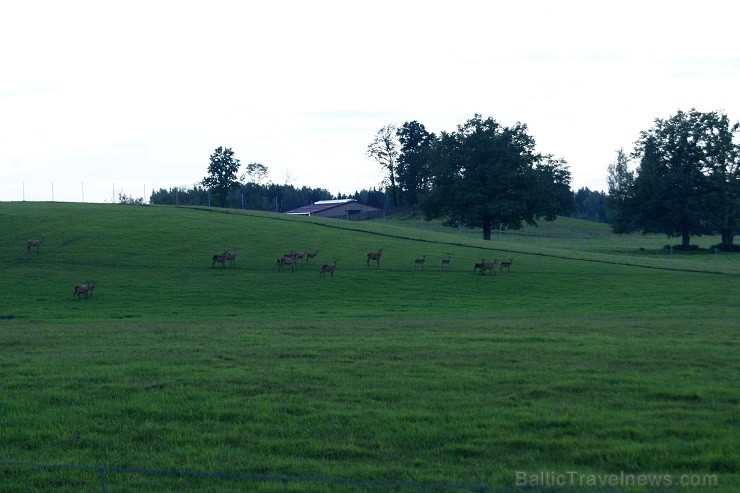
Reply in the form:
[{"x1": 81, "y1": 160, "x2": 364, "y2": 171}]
[
  {"x1": 396, "y1": 121, "x2": 435, "y2": 207},
  {"x1": 422, "y1": 114, "x2": 572, "y2": 240},
  {"x1": 367, "y1": 125, "x2": 400, "y2": 207},
  {"x1": 610, "y1": 109, "x2": 739, "y2": 249},
  {"x1": 202, "y1": 146, "x2": 241, "y2": 207}
]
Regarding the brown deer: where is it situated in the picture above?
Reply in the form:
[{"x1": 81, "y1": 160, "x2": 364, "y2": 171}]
[
  {"x1": 367, "y1": 248, "x2": 383, "y2": 267},
  {"x1": 304, "y1": 249, "x2": 318, "y2": 262},
  {"x1": 414, "y1": 255, "x2": 427, "y2": 270},
  {"x1": 479, "y1": 259, "x2": 498, "y2": 275},
  {"x1": 223, "y1": 248, "x2": 237, "y2": 267},
  {"x1": 73, "y1": 280, "x2": 96, "y2": 300},
  {"x1": 500, "y1": 258, "x2": 513, "y2": 273},
  {"x1": 473, "y1": 259, "x2": 485, "y2": 274},
  {"x1": 440, "y1": 254, "x2": 451, "y2": 268},
  {"x1": 277, "y1": 253, "x2": 298, "y2": 271},
  {"x1": 212, "y1": 252, "x2": 228, "y2": 268},
  {"x1": 27, "y1": 234, "x2": 45, "y2": 253},
  {"x1": 320, "y1": 259, "x2": 338, "y2": 277}
]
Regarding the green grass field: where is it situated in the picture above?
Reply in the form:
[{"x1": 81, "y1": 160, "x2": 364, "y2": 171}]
[{"x1": 0, "y1": 202, "x2": 738, "y2": 492}]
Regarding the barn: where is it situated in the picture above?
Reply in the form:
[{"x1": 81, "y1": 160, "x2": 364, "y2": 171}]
[{"x1": 285, "y1": 199, "x2": 383, "y2": 220}]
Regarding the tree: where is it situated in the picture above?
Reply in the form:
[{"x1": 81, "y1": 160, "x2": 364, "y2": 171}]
[
  {"x1": 202, "y1": 146, "x2": 241, "y2": 207},
  {"x1": 573, "y1": 187, "x2": 608, "y2": 223},
  {"x1": 242, "y1": 162, "x2": 269, "y2": 185},
  {"x1": 701, "y1": 112, "x2": 739, "y2": 249},
  {"x1": 396, "y1": 121, "x2": 435, "y2": 208},
  {"x1": 606, "y1": 148, "x2": 635, "y2": 233},
  {"x1": 367, "y1": 125, "x2": 400, "y2": 207},
  {"x1": 610, "y1": 109, "x2": 739, "y2": 249},
  {"x1": 422, "y1": 114, "x2": 572, "y2": 240}
]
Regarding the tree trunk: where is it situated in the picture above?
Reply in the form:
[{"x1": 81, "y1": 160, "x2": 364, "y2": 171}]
[
  {"x1": 721, "y1": 228, "x2": 734, "y2": 247},
  {"x1": 482, "y1": 219, "x2": 492, "y2": 240},
  {"x1": 681, "y1": 229, "x2": 691, "y2": 249}
]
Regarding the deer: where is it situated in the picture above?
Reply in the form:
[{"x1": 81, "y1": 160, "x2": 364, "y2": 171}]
[
  {"x1": 73, "y1": 280, "x2": 96, "y2": 300},
  {"x1": 320, "y1": 259, "x2": 338, "y2": 277},
  {"x1": 222, "y1": 248, "x2": 237, "y2": 267},
  {"x1": 440, "y1": 254, "x2": 452, "y2": 268},
  {"x1": 304, "y1": 249, "x2": 318, "y2": 262},
  {"x1": 473, "y1": 259, "x2": 485, "y2": 274},
  {"x1": 367, "y1": 248, "x2": 383, "y2": 267},
  {"x1": 27, "y1": 234, "x2": 45, "y2": 253},
  {"x1": 277, "y1": 253, "x2": 298, "y2": 271},
  {"x1": 500, "y1": 258, "x2": 513, "y2": 273},
  {"x1": 479, "y1": 259, "x2": 498, "y2": 275},
  {"x1": 212, "y1": 252, "x2": 228, "y2": 268},
  {"x1": 414, "y1": 255, "x2": 427, "y2": 270}
]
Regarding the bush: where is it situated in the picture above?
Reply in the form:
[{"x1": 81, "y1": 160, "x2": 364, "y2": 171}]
[
  {"x1": 711, "y1": 243, "x2": 740, "y2": 252},
  {"x1": 118, "y1": 193, "x2": 144, "y2": 205}
]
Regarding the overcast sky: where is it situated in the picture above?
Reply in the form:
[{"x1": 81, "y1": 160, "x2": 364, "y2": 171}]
[{"x1": 2, "y1": 0, "x2": 738, "y2": 203}]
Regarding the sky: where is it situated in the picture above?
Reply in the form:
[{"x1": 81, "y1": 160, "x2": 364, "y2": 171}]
[{"x1": 2, "y1": 0, "x2": 739, "y2": 204}]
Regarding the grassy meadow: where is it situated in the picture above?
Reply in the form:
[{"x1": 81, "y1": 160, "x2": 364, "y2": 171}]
[{"x1": 0, "y1": 202, "x2": 738, "y2": 492}]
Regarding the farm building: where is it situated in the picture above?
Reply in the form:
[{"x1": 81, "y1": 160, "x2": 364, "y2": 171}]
[{"x1": 285, "y1": 199, "x2": 383, "y2": 220}]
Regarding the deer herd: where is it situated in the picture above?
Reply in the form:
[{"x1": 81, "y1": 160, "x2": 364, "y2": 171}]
[
  {"x1": 267, "y1": 247, "x2": 514, "y2": 278},
  {"x1": 23, "y1": 232, "x2": 516, "y2": 301}
]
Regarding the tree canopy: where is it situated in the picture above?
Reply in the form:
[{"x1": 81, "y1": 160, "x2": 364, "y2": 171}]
[
  {"x1": 396, "y1": 121, "x2": 435, "y2": 207},
  {"x1": 422, "y1": 114, "x2": 572, "y2": 240},
  {"x1": 202, "y1": 146, "x2": 241, "y2": 207},
  {"x1": 367, "y1": 125, "x2": 400, "y2": 207},
  {"x1": 607, "y1": 109, "x2": 739, "y2": 249}
]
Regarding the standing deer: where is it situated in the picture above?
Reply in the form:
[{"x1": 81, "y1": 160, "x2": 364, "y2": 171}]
[
  {"x1": 473, "y1": 259, "x2": 485, "y2": 274},
  {"x1": 414, "y1": 255, "x2": 427, "y2": 270},
  {"x1": 212, "y1": 252, "x2": 228, "y2": 268},
  {"x1": 367, "y1": 248, "x2": 383, "y2": 267},
  {"x1": 73, "y1": 280, "x2": 97, "y2": 300},
  {"x1": 440, "y1": 254, "x2": 452, "y2": 268},
  {"x1": 27, "y1": 234, "x2": 45, "y2": 253},
  {"x1": 304, "y1": 249, "x2": 318, "y2": 262},
  {"x1": 500, "y1": 258, "x2": 513, "y2": 273},
  {"x1": 320, "y1": 259, "x2": 338, "y2": 277},
  {"x1": 479, "y1": 259, "x2": 498, "y2": 275},
  {"x1": 223, "y1": 248, "x2": 237, "y2": 267},
  {"x1": 277, "y1": 253, "x2": 298, "y2": 271}
]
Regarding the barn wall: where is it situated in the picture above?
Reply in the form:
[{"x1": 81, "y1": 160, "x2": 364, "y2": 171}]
[{"x1": 314, "y1": 202, "x2": 383, "y2": 220}]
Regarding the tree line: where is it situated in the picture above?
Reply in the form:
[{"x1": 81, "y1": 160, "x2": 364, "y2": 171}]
[
  {"x1": 607, "y1": 109, "x2": 738, "y2": 250},
  {"x1": 149, "y1": 109, "x2": 738, "y2": 248},
  {"x1": 368, "y1": 115, "x2": 574, "y2": 239}
]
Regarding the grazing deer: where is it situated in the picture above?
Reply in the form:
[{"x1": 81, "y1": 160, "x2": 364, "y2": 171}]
[
  {"x1": 473, "y1": 259, "x2": 485, "y2": 274},
  {"x1": 479, "y1": 259, "x2": 498, "y2": 275},
  {"x1": 73, "y1": 280, "x2": 96, "y2": 300},
  {"x1": 500, "y1": 258, "x2": 513, "y2": 273},
  {"x1": 367, "y1": 248, "x2": 383, "y2": 267},
  {"x1": 320, "y1": 259, "x2": 338, "y2": 277},
  {"x1": 27, "y1": 234, "x2": 45, "y2": 253},
  {"x1": 440, "y1": 254, "x2": 452, "y2": 268},
  {"x1": 414, "y1": 255, "x2": 427, "y2": 270},
  {"x1": 212, "y1": 252, "x2": 228, "y2": 268},
  {"x1": 223, "y1": 248, "x2": 237, "y2": 267},
  {"x1": 304, "y1": 249, "x2": 318, "y2": 262},
  {"x1": 277, "y1": 254, "x2": 297, "y2": 271}
]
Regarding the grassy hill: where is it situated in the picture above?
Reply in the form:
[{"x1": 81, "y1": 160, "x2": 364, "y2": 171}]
[{"x1": 1, "y1": 202, "x2": 738, "y2": 491}]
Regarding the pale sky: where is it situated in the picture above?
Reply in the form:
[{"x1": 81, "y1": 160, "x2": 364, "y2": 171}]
[{"x1": 2, "y1": 0, "x2": 738, "y2": 203}]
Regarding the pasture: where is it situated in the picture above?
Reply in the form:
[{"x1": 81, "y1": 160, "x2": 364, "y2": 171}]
[{"x1": 0, "y1": 202, "x2": 738, "y2": 492}]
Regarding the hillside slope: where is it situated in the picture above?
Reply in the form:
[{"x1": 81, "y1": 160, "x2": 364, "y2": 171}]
[{"x1": 1, "y1": 202, "x2": 736, "y2": 324}]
